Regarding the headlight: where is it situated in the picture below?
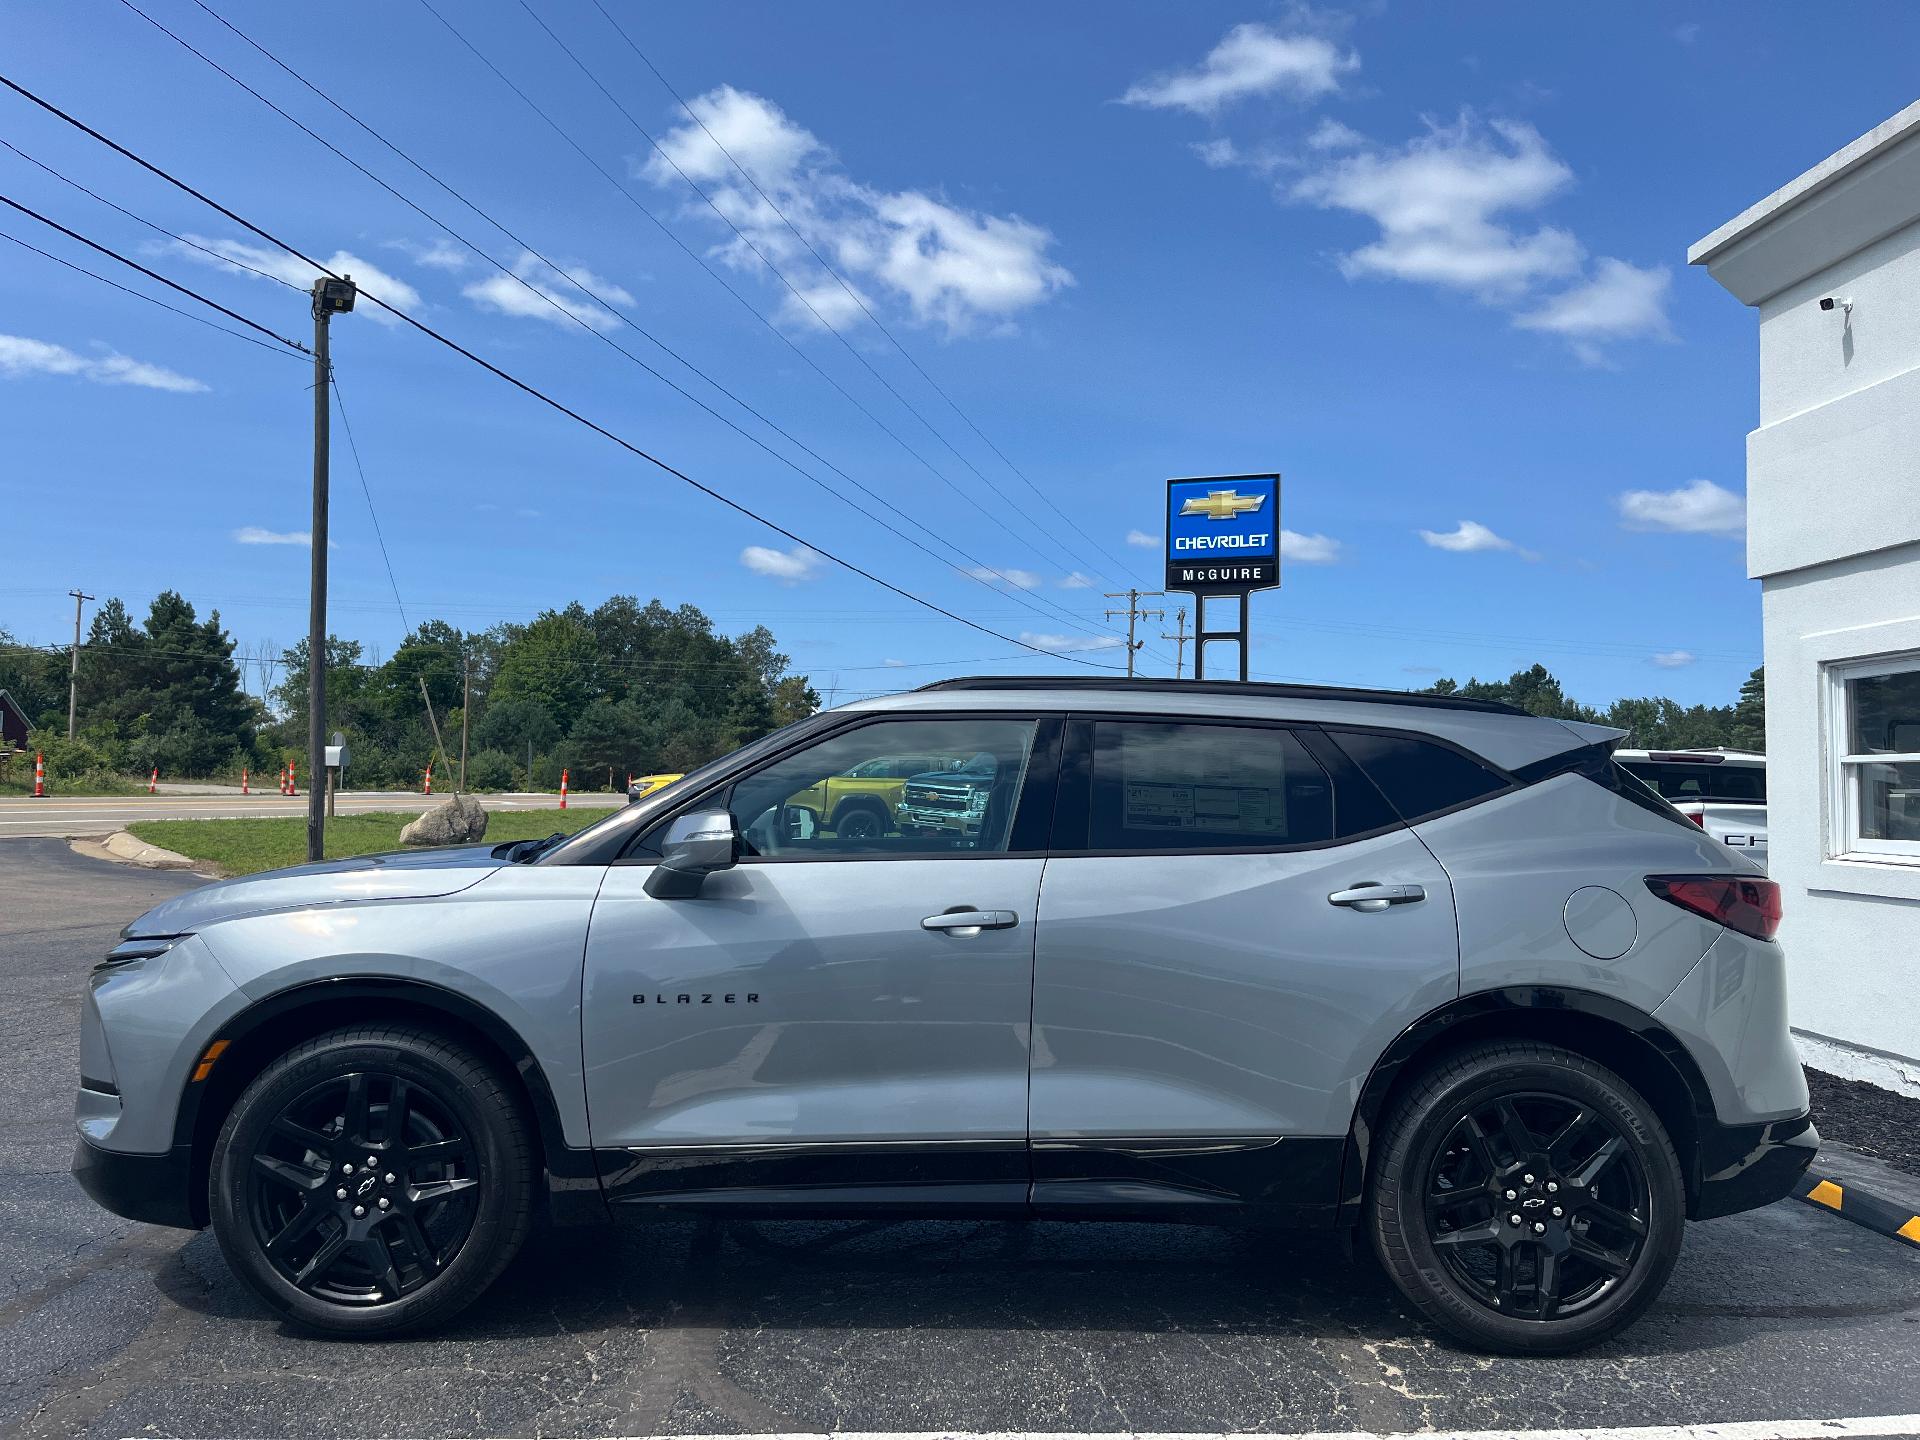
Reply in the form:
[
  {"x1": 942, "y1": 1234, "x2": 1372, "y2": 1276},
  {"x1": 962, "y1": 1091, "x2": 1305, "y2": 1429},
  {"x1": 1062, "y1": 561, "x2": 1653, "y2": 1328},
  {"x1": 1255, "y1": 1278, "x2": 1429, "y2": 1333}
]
[{"x1": 95, "y1": 935, "x2": 187, "y2": 971}]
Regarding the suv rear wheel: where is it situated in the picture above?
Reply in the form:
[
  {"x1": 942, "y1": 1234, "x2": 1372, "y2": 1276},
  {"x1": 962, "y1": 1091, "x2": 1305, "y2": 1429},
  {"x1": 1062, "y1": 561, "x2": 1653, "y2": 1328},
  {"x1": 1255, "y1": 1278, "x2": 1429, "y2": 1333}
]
[
  {"x1": 1369, "y1": 1040, "x2": 1684, "y2": 1354},
  {"x1": 209, "y1": 1023, "x2": 535, "y2": 1336}
]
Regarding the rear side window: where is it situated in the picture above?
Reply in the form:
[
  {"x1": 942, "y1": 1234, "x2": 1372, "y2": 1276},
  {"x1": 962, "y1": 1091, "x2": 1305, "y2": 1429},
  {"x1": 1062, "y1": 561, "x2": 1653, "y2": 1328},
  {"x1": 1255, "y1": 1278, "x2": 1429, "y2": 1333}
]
[
  {"x1": 1619, "y1": 760, "x2": 1766, "y2": 804},
  {"x1": 1330, "y1": 730, "x2": 1508, "y2": 822},
  {"x1": 1086, "y1": 721, "x2": 1333, "y2": 850}
]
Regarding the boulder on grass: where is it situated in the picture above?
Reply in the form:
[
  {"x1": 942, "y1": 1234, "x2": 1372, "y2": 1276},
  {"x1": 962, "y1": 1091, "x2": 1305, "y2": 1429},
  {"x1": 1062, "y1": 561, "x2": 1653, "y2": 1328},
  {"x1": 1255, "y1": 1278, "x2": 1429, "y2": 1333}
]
[{"x1": 398, "y1": 793, "x2": 489, "y2": 848}]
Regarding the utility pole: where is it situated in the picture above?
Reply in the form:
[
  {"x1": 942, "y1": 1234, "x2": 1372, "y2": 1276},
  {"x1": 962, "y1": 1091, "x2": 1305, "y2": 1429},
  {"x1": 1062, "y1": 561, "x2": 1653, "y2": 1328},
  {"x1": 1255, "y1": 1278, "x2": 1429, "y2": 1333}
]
[
  {"x1": 1161, "y1": 606, "x2": 1190, "y2": 679},
  {"x1": 65, "y1": 589, "x2": 93, "y2": 739},
  {"x1": 459, "y1": 650, "x2": 471, "y2": 793},
  {"x1": 307, "y1": 275, "x2": 356, "y2": 862},
  {"x1": 1104, "y1": 589, "x2": 1165, "y2": 679}
]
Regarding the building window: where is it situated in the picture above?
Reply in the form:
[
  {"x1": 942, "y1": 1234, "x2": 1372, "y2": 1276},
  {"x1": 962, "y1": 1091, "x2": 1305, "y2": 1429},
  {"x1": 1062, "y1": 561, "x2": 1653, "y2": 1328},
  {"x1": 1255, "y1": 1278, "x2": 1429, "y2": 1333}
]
[{"x1": 1829, "y1": 654, "x2": 1920, "y2": 863}]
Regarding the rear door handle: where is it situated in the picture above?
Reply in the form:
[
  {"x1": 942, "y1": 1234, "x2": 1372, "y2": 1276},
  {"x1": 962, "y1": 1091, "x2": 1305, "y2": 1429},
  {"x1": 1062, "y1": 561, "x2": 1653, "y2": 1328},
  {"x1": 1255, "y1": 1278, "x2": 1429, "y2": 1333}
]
[
  {"x1": 1328, "y1": 884, "x2": 1426, "y2": 912},
  {"x1": 921, "y1": 909, "x2": 1018, "y2": 933}
]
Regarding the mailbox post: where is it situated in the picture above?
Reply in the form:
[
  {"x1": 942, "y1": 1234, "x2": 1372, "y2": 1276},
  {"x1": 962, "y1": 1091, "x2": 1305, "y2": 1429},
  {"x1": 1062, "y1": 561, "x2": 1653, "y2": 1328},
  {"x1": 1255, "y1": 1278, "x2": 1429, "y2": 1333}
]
[{"x1": 323, "y1": 731, "x2": 350, "y2": 820}]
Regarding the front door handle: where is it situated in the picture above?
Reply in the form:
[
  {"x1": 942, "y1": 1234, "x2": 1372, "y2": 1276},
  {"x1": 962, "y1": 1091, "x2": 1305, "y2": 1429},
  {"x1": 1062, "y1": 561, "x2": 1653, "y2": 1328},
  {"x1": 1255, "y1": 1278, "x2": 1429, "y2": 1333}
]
[
  {"x1": 1328, "y1": 883, "x2": 1426, "y2": 912},
  {"x1": 921, "y1": 908, "x2": 1018, "y2": 934}
]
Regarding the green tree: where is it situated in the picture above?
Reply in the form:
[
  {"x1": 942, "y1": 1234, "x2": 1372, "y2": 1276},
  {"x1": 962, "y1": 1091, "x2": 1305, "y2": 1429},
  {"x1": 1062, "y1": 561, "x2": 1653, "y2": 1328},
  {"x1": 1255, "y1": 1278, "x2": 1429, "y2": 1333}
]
[
  {"x1": 1729, "y1": 667, "x2": 1765, "y2": 751},
  {"x1": 490, "y1": 611, "x2": 597, "y2": 726}
]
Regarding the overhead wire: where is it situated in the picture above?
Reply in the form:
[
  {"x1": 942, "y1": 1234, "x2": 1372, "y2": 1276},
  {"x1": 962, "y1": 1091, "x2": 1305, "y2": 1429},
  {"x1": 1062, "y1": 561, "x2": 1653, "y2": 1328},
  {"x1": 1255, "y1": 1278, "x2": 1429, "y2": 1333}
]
[
  {"x1": 407, "y1": 0, "x2": 1133, "y2": 616},
  {"x1": 0, "y1": 72, "x2": 1122, "y2": 670},
  {"x1": 583, "y1": 0, "x2": 1137, "y2": 585},
  {"x1": 135, "y1": 0, "x2": 1119, "y2": 643},
  {"x1": 510, "y1": 0, "x2": 1108, "y2": 585}
]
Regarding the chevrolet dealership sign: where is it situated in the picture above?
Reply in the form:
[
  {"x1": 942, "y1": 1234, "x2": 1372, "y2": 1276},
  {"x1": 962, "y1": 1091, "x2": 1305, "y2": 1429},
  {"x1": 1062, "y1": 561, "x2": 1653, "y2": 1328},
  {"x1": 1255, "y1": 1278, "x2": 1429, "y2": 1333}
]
[{"x1": 1165, "y1": 474, "x2": 1280, "y2": 593}]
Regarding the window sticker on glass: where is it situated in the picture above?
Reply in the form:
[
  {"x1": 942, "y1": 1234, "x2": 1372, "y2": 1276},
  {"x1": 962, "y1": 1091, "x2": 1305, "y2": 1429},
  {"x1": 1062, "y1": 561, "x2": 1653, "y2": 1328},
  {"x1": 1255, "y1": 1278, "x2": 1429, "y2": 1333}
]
[{"x1": 1091, "y1": 721, "x2": 1327, "y2": 849}]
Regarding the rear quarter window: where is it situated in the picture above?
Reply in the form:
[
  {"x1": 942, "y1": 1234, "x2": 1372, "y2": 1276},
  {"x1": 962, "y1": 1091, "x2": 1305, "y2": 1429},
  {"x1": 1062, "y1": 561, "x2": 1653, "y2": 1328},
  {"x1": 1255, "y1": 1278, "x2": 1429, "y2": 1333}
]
[
  {"x1": 1328, "y1": 730, "x2": 1509, "y2": 822},
  {"x1": 1619, "y1": 760, "x2": 1766, "y2": 804}
]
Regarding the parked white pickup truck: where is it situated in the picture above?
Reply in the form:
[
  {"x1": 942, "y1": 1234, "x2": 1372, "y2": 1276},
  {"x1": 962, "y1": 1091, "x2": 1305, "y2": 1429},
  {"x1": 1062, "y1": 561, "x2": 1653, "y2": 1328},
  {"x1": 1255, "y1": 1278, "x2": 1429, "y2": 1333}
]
[{"x1": 1615, "y1": 748, "x2": 1768, "y2": 871}]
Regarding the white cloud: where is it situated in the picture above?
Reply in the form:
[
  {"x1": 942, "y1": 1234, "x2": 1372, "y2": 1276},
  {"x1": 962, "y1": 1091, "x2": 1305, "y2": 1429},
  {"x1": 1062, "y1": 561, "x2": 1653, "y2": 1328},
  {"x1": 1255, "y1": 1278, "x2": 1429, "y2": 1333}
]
[
  {"x1": 414, "y1": 238, "x2": 470, "y2": 271},
  {"x1": 1517, "y1": 258, "x2": 1674, "y2": 359},
  {"x1": 1281, "y1": 529, "x2": 1342, "y2": 564},
  {"x1": 464, "y1": 251, "x2": 634, "y2": 331},
  {"x1": 1616, "y1": 479, "x2": 1745, "y2": 538},
  {"x1": 1306, "y1": 117, "x2": 1366, "y2": 152},
  {"x1": 966, "y1": 565, "x2": 1043, "y2": 590},
  {"x1": 1418, "y1": 519, "x2": 1534, "y2": 558},
  {"x1": 1293, "y1": 115, "x2": 1580, "y2": 298},
  {"x1": 1058, "y1": 571, "x2": 1094, "y2": 589},
  {"x1": 643, "y1": 86, "x2": 1071, "y2": 336},
  {"x1": 1120, "y1": 23, "x2": 1358, "y2": 115},
  {"x1": 1192, "y1": 138, "x2": 1242, "y2": 169},
  {"x1": 1126, "y1": 529, "x2": 1161, "y2": 548},
  {"x1": 883, "y1": 658, "x2": 908, "y2": 668},
  {"x1": 1652, "y1": 650, "x2": 1696, "y2": 668},
  {"x1": 0, "y1": 334, "x2": 208, "y2": 393},
  {"x1": 1018, "y1": 631, "x2": 1125, "y2": 654},
  {"x1": 234, "y1": 526, "x2": 312, "y2": 546},
  {"x1": 175, "y1": 238, "x2": 422, "y2": 325},
  {"x1": 1287, "y1": 115, "x2": 1673, "y2": 359},
  {"x1": 740, "y1": 543, "x2": 824, "y2": 581}
]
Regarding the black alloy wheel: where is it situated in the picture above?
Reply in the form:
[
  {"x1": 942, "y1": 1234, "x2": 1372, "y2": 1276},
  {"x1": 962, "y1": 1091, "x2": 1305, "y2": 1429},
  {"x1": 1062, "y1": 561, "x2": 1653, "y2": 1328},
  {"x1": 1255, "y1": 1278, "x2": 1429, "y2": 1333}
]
[
  {"x1": 833, "y1": 805, "x2": 885, "y2": 840},
  {"x1": 1422, "y1": 1091, "x2": 1650, "y2": 1320},
  {"x1": 1370, "y1": 1040, "x2": 1684, "y2": 1354},
  {"x1": 248, "y1": 1070, "x2": 478, "y2": 1305},
  {"x1": 211, "y1": 1025, "x2": 534, "y2": 1336}
]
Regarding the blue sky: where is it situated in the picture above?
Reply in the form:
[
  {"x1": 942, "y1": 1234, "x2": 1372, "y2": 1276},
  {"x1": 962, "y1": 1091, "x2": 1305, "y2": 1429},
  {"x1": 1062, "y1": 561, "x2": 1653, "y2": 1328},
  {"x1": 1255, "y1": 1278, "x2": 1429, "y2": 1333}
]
[{"x1": 5, "y1": 2, "x2": 1919, "y2": 709}]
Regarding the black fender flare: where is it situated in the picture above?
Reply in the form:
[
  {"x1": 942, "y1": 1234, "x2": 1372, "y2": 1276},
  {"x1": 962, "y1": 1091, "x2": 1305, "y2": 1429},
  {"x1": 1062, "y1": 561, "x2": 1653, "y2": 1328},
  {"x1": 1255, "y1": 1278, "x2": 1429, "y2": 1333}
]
[
  {"x1": 1338, "y1": 985, "x2": 1716, "y2": 1221},
  {"x1": 173, "y1": 976, "x2": 602, "y2": 1227}
]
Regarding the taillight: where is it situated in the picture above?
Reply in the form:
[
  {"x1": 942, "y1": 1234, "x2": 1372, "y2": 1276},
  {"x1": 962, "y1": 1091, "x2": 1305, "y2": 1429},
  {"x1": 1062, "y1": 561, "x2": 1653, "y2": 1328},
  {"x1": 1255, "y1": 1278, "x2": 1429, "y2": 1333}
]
[
  {"x1": 1685, "y1": 811, "x2": 1706, "y2": 827},
  {"x1": 1645, "y1": 875, "x2": 1782, "y2": 941}
]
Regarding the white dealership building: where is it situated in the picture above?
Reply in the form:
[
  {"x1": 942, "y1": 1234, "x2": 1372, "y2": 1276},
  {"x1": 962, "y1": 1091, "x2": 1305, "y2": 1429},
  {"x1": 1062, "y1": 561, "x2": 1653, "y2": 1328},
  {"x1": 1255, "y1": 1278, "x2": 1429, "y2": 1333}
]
[{"x1": 1691, "y1": 99, "x2": 1920, "y2": 1094}]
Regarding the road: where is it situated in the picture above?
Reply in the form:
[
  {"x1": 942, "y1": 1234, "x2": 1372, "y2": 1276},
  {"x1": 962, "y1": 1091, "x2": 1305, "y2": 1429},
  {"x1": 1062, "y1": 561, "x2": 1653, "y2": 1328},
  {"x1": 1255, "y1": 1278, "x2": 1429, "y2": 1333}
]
[
  {"x1": 3, "y1": 836, "x2": 1918, "y2": 1439},
  {"x1": 0, "y1": 789, "x2": 623, "y2": 838}
]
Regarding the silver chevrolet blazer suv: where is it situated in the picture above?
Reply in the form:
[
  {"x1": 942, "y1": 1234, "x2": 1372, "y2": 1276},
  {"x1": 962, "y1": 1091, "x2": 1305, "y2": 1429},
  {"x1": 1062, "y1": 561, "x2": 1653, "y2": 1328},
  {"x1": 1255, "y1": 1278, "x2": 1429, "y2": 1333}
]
[{"x1": 74, "y1": 677, "x2": 1814, "y2": 1353}]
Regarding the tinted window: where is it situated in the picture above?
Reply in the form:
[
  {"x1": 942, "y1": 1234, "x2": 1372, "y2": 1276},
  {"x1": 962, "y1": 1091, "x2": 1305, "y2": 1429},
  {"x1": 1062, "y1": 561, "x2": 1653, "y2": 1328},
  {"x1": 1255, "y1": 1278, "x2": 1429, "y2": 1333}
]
[
  {"x1": 1619, "y1": 761, "x2": 1766, "y2": 804},
  {"x1": 1332, "y1": 731, "x2": 1507, "y2": 821},
  {"x1": 724, "y1": 718, "x2": 1037, "y2": 858},
  {"x1": 1086, "y1": 721, "x2": 1332, "y2": 850}
]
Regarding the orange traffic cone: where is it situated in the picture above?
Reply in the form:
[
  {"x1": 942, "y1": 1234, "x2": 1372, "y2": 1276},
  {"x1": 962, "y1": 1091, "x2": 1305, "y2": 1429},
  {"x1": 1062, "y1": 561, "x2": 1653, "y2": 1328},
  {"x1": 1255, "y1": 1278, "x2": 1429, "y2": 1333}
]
[
  {"x1": 424, "y1": 761, "x2": 433, "y2": 797},
  {"x1": 287, "y1": 760, "x2": 298, "y2": 797},
  {"x1": 241, "y1": 768, "x2": 249, "y2": 795},
  {"x1": 559, "y1": 768, "x2": 569, "y2": 810},
  {"x1": 148, "y1": 766, "x2": 158, "y2": 794},
  {"x1": 32, "y1": 751, "x2": 46, "y2": 797}
]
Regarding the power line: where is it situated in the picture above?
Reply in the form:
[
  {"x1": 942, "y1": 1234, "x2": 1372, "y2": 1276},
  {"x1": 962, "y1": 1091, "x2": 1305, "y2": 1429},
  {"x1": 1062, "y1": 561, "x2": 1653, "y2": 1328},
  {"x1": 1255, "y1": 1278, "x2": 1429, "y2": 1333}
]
[
  {"x1": 587, "y1": 0, "x2": 1137, "y2": 584},
  {"x1": 0, "y1": 133, "x2": 304, "y2": 290},
  {"x1": 132, "y1": 0, "x2": 1115, "y2": 643},
  {"x1": 0, "y1": 72, "x2": 1120, "y2": 671},
  {"x1": 0, "y1": 191, "x2": 309, "y2": 353},
  {"x1": 327, "y1": 375, "x2": 408, "y2": 635},
  {"x1": 512, "y1": 0, "x2": 1105, "y2": 586},
  {"x1": 407, "y1": 0, "x2": 1122, "y2": 610},
  {"x1": 0, "y1": 224, "x2": 304, "y2": 360}
]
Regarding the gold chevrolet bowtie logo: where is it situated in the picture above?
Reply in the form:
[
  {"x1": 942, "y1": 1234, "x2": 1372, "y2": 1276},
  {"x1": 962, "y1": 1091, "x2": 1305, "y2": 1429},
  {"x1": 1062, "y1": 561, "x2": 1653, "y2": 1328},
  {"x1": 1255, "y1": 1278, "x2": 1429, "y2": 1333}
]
[{"x1": 1181, "y1": 488, "x2": 1266, "y2": 521}]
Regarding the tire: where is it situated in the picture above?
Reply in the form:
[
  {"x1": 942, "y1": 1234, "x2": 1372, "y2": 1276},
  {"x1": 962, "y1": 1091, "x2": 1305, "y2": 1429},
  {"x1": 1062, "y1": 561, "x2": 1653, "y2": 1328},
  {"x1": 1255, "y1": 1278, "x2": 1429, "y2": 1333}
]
[
  {"x1": 831, "y1": 800, "x2": 887, "y2": 840},
  {"x1": 1369, "y1": 1040, "x2": 1684, "y2": 1355},
  {"x1": 209, "y1": 1024, "x2": 535, "y2": 1337}
]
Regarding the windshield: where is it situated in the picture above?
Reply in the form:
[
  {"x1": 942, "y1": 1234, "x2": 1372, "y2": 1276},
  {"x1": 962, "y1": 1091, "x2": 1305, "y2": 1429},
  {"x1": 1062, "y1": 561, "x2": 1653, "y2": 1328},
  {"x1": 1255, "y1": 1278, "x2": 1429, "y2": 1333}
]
[{"x1": 1619, "y1": 760, "x2": 1766, "y2": 804}]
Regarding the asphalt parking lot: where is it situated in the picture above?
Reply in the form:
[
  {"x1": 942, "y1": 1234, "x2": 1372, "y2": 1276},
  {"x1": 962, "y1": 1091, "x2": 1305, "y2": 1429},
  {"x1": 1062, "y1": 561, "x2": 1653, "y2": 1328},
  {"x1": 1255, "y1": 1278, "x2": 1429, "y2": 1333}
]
[{"x1": 4, "y1": 837, "x2": 1918, "y2": 1439}]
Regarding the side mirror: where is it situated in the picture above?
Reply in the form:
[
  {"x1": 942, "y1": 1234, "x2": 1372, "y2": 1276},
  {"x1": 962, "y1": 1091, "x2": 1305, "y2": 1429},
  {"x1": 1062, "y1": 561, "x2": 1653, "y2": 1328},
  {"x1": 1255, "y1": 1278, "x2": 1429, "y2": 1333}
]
[{"x1": 644, "y1": 810, "x2": 738, "y2": 899}]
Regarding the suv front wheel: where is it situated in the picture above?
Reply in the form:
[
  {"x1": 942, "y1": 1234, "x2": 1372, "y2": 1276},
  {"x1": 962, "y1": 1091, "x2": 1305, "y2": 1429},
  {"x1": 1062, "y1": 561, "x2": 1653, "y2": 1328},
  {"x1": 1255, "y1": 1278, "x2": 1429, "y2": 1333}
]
[
  {"x1": 1370, "y1": 1040, "x2": 1684, "y2": 1354},
  {"x1": 209, "y1": 1023, "x2": 535, "y2": 1336}
]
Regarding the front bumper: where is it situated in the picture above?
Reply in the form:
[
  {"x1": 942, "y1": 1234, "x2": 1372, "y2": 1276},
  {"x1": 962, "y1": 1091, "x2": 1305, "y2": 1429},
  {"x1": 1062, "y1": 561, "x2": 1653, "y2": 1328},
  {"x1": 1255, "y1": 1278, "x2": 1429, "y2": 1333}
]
[
  {"x1": 1691, "y1": 1111, "x2": 1818, "y2": 1220},
  {"x1": 71, "y1": 1134, "x2": 201, "y2": 1230}
]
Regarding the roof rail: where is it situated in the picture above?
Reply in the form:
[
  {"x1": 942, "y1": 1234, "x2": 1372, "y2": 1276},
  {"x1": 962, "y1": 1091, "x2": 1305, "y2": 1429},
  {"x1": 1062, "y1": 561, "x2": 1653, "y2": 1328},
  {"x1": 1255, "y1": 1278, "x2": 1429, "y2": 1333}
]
[{"x1": 911, "y1": 675, "x2": 1528, "y2": 716}]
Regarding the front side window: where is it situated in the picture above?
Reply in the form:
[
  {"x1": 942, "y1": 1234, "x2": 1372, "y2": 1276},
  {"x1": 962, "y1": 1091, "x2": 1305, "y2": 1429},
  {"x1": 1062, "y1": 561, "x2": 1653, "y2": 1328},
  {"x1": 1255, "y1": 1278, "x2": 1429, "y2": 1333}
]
[
  {"x1": 1085, "y1": 721, "x2": 1332, "y2": 851},
  {"x1": 724, "y1": 718, "x2": 1038, "y2": 859},
  {"x1": 1831, "y1": 657, "x2": 1920, "y2": 861}
]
